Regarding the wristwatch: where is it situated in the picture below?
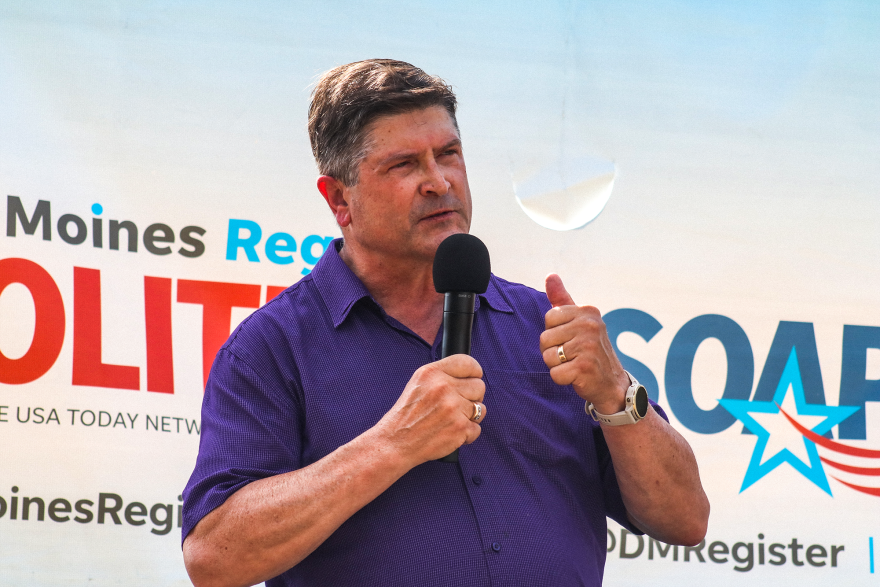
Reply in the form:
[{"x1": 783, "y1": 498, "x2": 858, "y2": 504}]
[{"x1": 586, "y1": 370, "x2": 649, "y2": 426}]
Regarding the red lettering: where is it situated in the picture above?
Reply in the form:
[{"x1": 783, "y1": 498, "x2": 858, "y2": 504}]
[
  {"x1": 144, "y1": 276, "x2": 174, "y2": 394},
  {"x1": 72, "y1": 267, "x2": 140, "y2": 390},
  {"x1": 177, "y1": 280, "x2": 260, "y2": 388},
  {"x1": 0, "y1": 258, "x2": 65, "y2": 384},
  {"x1": 265, "y1": 286, "x2": 287, "y2": 304}
]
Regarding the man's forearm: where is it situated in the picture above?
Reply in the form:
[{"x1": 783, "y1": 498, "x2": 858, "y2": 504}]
[
  {"x1": 183, "y1": 356, "x2": 487, "y2": 587},
  {"x1": 600, "y1": 408, "x2": 710, "y2": 546},
  {"x1": 183, "y1": 426, "x2": 414, "y2": 587}
]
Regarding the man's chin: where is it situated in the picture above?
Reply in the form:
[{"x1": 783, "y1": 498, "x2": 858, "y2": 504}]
[
  {"x1": 431, "y1": 223, "x2": 468, "y2": 244},
  {"x1": 409, "y1": 214, "x2": 470, "y2": 257}
]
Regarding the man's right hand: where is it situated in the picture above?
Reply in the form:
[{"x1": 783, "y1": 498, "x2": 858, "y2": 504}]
[
  {"x1": 376, "y1": 354, "x2": 486, "y2": 465},
  {"x1": 184, "y1": 355, "x2": 486, "y2": 587}
]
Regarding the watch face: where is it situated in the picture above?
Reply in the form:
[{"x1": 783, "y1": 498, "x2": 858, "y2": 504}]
[{"x1": 634, "y1": 386, "x2": 649, "y2": 418}]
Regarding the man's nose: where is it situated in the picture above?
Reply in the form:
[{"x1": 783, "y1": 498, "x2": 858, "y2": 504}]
[{"x1": 420, "y1": 156, "x2": 450, "y2": 197}]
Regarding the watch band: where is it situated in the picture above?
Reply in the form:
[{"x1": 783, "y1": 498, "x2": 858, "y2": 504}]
[{"x1": 586, "y1": 370, "x2": 647, "y2": 426}]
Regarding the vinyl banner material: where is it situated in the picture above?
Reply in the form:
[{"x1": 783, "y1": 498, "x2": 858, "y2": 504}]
[{"x1": 1, "y1": 2, "x2": 878, "y2": 585}]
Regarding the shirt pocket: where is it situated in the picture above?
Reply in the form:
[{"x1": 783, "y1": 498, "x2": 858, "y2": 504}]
[{"x1": 483, "y1": 369, "x2": 587, "y2": 468}]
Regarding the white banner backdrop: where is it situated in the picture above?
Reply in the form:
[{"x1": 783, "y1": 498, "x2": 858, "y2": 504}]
[{"x1": 1, "y1": 1, "x2": 879, "y2": 585}]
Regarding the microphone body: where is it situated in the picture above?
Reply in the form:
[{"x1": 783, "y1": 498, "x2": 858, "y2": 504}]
[
  {"x1": 437, "y1": 292, "x2": 477, "y2": 463},
  {"x1": 440, "y1": 292, "x2": 476, "y2": 358}
]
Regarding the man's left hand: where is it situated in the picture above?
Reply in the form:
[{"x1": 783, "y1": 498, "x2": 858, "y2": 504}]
[
  {"x1": 539, "y1": 273, "x2": 631, "y2": 415},
  {"x1": 539, "y1": 273, "x2": 710, "y2": 547}
]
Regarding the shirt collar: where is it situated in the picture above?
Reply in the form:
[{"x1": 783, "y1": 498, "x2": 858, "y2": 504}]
[
  {"x1": 310, "y1": 239, "x2": 373, "y2": 328},
  {"x1": 478, "y1": 275, "x2": 514, "y2": 314},
  {"x1": 311, "y1": 238, "x2": 514, "y2": 328}
]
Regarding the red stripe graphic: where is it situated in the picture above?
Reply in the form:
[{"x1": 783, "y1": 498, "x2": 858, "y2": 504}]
[
  {"x1": 831, "y1": 477, "x2": 880, "y2": 497},
  {"x1": 777, "y1": 405, "x2": 880, "y2": 458},
  {"x1": 820, "y1": 456, "x2": 880, "y2": 476}
]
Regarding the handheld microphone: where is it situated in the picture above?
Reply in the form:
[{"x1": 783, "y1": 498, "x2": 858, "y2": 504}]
[{"x1": 432, "y1": 233, "x2": 491, "y2": 463}]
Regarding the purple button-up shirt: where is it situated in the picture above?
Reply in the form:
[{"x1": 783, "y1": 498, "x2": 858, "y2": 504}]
[{"x1": 183, "y1": 239, "x2": 657, "y2": 586}]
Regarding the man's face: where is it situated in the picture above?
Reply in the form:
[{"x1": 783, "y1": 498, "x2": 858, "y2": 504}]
[{"x1": 342, "y1": 106, "x2": 472, "y2": 263}]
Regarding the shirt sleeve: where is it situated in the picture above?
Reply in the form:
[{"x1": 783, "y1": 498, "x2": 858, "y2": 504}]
[
  {"x1": 593, "y1": 399, "x2": 670, "y2": 535},
  {"x1": 181, "y1": 347, "x2": 304, "y2": 543}
]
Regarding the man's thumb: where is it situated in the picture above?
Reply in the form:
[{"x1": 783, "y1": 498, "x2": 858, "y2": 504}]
[{"x1": 545, "y1": 273, "x2": 576, "y2": 308}]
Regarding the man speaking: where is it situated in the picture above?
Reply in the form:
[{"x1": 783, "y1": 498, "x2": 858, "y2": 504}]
[{"x1": 181, "y1": 59, "x2": 709, "y2": 587}]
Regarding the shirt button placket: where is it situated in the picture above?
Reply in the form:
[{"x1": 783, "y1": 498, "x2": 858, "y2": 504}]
[
  {"x1": 461, "y1": 452, "x2": 501, "y2": 581},
  {"x1": 469, "y1": 474, "x2": 501, "y2": 556}
]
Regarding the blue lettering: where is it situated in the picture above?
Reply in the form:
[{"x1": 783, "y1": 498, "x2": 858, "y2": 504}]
[
  {"x1": 748, "y1": 322, "x2": 830, "y2": 437},
  {"x1": 839, "y1": 325, "x2": 880, "y2": 440},
  {"x1": 604, "y1": 308, "x2": 662, "y2": 402},
  {"x1": 226, "y1": 219, "x2": 262, "y2": 262},
  {"x1": 665, "y1": 315, "x2": 754, "y2": 433},
  {"x1": 265, "y1": 232, "x2": 296, "y2": 265},
  {"x1": 300, "y1": 235, "x2": 334, "y2": 275}
]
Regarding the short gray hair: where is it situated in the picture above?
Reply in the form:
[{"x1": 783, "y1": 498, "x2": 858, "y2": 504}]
[{"x1": 308, "y1": 59, "x2": 458, "y2": 186}]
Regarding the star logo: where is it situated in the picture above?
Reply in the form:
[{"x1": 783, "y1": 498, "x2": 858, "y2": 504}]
[{"x1": 719, "y1": 349, "x2": 859, "y2": 495}]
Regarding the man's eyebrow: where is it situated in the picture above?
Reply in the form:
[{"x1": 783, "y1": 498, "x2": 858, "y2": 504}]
[
  {"x1": 376, "y1": 150, "x2": 418, "y2": 167},
  {"x1": 438, "y1": 138, "x2": 462, "y2": 152},
  {"x1": 375, "y1": 139, "x2": 462, "y2": 168}
]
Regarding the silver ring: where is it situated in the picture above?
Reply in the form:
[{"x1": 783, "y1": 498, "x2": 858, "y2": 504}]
[
  {"x1": 557, "y1": 345, "x2": 568, "y2": 364},
  {"x1": 472, "y1": 402, "x2": 483, "y2": 422}
]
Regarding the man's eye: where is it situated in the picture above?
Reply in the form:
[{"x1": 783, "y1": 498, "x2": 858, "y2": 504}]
[{"x1": 391, "y1": 161, "x2": 410, "y2": 169}]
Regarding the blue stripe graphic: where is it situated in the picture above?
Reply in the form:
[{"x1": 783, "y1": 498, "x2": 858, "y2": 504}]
[{"x1": 871, "y1": 537, "x2": 875, "y2": 574}]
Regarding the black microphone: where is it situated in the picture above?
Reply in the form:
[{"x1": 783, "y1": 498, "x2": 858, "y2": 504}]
[{"x1": 432, "y1": 233, "x2": 491, "y2": 463}]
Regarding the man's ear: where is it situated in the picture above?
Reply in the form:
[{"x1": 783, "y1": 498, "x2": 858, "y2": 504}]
[{"x1": 317, "y1": 175, "x2": 352, "y2": 227}]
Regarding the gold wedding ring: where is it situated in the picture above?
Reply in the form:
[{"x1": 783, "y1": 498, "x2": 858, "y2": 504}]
[
  {"x1": 557, "y1": 345, "x2": 568, "y2": 364},
  {"x1": 472, "y1": 402, "x2": 483, "y2": 422}
]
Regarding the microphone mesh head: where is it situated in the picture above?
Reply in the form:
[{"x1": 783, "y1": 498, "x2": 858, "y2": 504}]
[{"x1": 433, "y1": 233, "x2": 491, "y2": 293}]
